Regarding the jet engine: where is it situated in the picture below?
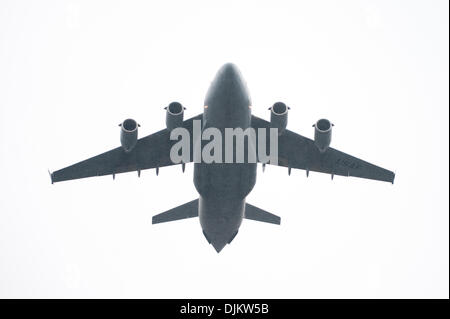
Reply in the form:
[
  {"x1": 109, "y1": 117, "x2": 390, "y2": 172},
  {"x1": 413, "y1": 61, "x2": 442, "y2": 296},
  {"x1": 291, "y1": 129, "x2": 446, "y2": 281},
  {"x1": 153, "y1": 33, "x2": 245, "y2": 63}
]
[
  {"x1": 120, "y1": 118, "x2": 139, "y2": 152},
  {"x1": 165, "y1": 102, "x2": 185, "y2": 131},
  {"x1": 313, "y1": 118, "x2": 333, "y2": 152},
  {"x1": 270, "y1": 102, "x2": 289, "y2": 134}
]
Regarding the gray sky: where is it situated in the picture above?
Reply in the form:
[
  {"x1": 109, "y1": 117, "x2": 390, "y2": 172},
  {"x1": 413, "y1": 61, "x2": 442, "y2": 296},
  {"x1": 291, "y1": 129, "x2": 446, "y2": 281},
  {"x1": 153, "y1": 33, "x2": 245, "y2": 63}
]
[{"x1": 0, "y1": 0, "x2": 448, "y2": 298}]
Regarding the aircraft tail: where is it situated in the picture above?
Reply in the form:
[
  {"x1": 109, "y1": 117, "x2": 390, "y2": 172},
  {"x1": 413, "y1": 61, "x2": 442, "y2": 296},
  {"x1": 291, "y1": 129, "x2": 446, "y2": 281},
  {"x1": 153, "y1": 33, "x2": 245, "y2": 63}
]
[
  {"x1": 244, "y1": 203, "x2": 281, "y2": 225},
  {"x1": 152, "y1": 200, "x2": 280, "y2": 225},
  {"x1": 152, "y1": 199, "x2": 198, "y2": 224}
]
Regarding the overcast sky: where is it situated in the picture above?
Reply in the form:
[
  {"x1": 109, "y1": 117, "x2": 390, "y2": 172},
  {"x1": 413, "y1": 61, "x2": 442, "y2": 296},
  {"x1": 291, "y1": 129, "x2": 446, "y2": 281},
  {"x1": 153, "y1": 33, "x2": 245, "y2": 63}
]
[{"x1": 0, "y1": 0, "x2": 448, "y2": 298}]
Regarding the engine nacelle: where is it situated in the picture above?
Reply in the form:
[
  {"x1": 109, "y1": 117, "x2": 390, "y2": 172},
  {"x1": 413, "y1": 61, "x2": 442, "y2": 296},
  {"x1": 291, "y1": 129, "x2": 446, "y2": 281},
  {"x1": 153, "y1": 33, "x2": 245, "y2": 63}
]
[
  {"x1": 165, "y1": 102, "x2": 185, "y2": 131},
  {"x1": 270, "y1": 102, "x2": 289, "y2": 134},
  {"x1": 313, "y1": 118, "x2": 333, "y2": 152},
  {"x1": 120, "y1": 118, "x2": 139, "y2": 152}
]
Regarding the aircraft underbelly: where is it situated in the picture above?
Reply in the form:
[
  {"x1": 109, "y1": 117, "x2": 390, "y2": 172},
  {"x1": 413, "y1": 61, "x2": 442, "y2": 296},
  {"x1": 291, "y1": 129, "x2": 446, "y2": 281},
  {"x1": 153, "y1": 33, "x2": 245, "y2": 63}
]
[{"x1": 194, "y1": 163, "x2": 256, "y2": 199}]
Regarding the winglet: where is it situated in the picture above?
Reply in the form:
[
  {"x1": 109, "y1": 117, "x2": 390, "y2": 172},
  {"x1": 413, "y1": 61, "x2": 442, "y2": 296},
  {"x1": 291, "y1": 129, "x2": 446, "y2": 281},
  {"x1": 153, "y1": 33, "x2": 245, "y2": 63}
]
[{"x1": 48, "y1": 170, "x2": 54, "y2": 184}]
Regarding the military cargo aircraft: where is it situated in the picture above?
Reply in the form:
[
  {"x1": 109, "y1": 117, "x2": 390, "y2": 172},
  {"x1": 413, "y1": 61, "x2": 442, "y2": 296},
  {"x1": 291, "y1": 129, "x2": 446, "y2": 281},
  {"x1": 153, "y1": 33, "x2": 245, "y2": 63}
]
[{"x1": 50, "y1": 63, "x2": 395, "y2": 252}]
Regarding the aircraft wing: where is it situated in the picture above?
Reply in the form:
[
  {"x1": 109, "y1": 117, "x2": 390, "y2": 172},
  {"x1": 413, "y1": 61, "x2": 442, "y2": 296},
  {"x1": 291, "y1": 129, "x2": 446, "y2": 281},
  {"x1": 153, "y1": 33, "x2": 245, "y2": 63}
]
[
  {"x1": 251, "y1": 116, "x2": 395, "y2": 183},
  {"x1": 50, "y1": 114, "x2": 202, "y2": 183}
]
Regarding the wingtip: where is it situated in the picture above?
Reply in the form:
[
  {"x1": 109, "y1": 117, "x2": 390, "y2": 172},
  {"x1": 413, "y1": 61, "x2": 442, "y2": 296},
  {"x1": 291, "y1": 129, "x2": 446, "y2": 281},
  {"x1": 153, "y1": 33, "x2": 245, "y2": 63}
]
[
  {"x1": 151, "y1": 215, "x2": 159, "y2": 225},
  {"x1": 48, "y1": 169, "x2": 54, "y2": 184}
]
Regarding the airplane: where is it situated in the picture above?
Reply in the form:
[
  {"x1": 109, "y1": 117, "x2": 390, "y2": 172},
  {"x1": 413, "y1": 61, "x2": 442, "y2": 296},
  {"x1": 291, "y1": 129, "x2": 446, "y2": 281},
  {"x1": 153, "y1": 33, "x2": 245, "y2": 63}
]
[{"x1": 50, "y1": 63, "x2": 395, "y2": 253}]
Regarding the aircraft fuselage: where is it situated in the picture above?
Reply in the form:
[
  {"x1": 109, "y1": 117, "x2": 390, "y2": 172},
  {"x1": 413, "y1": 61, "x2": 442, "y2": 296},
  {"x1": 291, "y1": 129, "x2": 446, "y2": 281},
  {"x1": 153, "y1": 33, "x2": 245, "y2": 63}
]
[{"x1": 193, "y1": 63, "x2": 256, "y2": 252}]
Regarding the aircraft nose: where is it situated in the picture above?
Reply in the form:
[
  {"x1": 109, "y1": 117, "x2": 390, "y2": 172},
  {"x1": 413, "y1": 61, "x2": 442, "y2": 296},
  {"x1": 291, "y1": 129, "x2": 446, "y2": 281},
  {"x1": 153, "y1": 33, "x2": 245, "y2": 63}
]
[
  {"x1": 218, "y1": 63, "x2": 240, "y2": 81},
  {"x1": 203, "y1": 62, "x2": 251, "y2": 129}
]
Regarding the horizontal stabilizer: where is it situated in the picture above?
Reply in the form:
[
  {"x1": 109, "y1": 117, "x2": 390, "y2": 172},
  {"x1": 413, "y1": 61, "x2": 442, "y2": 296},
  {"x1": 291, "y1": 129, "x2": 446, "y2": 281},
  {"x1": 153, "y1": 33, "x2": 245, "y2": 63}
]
[
  {"x1": 152, "y1": 199, "x2": 198, "y2": 224},
  {"x1": 245, "y1": 203, "x2": 281, "y2": 225}
]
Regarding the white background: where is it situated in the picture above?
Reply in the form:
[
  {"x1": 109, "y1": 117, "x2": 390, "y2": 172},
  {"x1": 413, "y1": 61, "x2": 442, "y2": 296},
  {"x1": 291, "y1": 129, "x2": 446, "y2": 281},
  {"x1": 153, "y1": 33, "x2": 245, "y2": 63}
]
[{"x1": 0, "y1": 0, "x2": 448, "y2": 298}]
